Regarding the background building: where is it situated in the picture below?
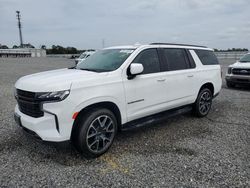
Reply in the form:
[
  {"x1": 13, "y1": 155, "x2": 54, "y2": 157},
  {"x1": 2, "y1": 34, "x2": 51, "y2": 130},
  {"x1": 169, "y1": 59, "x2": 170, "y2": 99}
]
[{"x1": 0, "y1": 48, "x2": 46, "y2": 57}]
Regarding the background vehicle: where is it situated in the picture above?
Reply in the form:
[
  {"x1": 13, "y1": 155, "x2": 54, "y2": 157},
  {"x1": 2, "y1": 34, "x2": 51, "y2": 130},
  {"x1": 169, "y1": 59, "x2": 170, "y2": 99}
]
[
  {"x1": 226, "y1": 53, "x2": 250, "y2": 87},
  {"x1": 14, "y1": 43, "x2": 222, "y2": 158},
  {"x1": 75, "y1": 50, "x2": 96, "y2": 64}
]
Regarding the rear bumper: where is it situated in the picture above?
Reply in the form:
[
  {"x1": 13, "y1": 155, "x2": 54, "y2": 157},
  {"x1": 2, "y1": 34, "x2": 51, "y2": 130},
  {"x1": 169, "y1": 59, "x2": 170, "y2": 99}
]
[{"x1": 14, "y1": 105, "x2": 69, "y2": 142}]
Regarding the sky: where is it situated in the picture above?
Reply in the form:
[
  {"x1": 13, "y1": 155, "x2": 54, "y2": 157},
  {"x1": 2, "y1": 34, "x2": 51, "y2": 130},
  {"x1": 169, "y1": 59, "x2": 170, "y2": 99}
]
[{"x1": 0, "y1": 0, "x2": 250, "y2": 50}]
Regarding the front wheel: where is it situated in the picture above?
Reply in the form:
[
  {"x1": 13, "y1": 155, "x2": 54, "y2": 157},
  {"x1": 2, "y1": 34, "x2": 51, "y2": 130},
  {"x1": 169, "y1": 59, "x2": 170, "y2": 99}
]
[
  {"x1": 193, "y1": 88, "x2": 213, "y2": 117},
  {"x1": 73, "y1": 108, "x2": 117, "y2": 158}
]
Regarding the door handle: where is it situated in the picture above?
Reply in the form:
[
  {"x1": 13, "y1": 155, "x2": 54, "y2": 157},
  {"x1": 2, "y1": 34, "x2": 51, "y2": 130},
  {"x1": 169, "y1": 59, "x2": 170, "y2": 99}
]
[
  {"x1": 187, "y1": 75, "x2": 194, "y2": 78},
  {"x1": 157, "y1": 78, "x2": 166, "y2": 82}
]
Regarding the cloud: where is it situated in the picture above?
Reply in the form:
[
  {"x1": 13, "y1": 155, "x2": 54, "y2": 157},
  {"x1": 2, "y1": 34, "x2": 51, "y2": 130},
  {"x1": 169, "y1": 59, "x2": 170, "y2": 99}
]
[{"x1": 0, "y1": 0, "x2": 249, "y2": 49}]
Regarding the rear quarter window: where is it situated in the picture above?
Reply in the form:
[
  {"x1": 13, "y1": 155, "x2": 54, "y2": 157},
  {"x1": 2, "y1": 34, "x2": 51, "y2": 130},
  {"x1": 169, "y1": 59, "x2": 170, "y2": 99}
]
[{"x1": 195, "y1": 50, "x2": 219, "y2": 65}]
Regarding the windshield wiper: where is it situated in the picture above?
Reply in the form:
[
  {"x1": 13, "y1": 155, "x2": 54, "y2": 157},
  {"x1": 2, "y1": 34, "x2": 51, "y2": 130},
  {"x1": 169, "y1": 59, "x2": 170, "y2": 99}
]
[
  {"x1": 76, "y1": 68, "x2": 112, "y2": 72},
  {"x1": 78, "y1": 68, "x2": 100, "y2": 72},
  {"x1": 68, "y1": 66, "x2": 76, "y2": 69}
]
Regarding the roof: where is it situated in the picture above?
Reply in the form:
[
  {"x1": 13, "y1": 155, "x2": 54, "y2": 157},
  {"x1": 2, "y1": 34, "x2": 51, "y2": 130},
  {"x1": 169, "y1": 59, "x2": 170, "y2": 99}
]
[
  {"x1": 104, "y1": 43, "x2": 211, "y2": 51},
  {"x1": 105, "y1": 45, "x2": 139, "y2": 50},
  {"x1": 150, "y1": 43, "x2": 207, "y2": 48}
]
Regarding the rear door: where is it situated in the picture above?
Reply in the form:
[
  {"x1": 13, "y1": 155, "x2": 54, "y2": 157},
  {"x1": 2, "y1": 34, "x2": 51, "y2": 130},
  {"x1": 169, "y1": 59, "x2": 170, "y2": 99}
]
[{"x1": 159, "y1": 48, "x2": 197, "y2": 107}]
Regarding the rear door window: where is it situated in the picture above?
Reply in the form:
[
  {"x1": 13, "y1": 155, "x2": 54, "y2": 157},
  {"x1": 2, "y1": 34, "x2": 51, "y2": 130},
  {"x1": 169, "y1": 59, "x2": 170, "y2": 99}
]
[{"x1": 162, "y1": 48, "x2": 190, "y2": 71}]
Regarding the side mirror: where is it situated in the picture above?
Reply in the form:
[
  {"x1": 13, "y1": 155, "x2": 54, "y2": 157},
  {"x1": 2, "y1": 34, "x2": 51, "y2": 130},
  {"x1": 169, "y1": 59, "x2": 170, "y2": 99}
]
[{"x1": 128, "y1": 63, "x2": 144, "y2": 79}]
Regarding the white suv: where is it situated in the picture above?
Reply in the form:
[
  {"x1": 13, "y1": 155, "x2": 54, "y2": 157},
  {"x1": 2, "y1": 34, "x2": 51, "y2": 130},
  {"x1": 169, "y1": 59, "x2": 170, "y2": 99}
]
[
  {"x1": 226, "y1": 53, "x2": 250, "y2": 87},
  {"x1": 14, "y1": 43, "x2": 222, "y2": 158}
]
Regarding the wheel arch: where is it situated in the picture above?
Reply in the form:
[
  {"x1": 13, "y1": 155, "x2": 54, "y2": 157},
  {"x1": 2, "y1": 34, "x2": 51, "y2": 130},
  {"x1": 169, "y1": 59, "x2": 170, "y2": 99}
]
[
  {"x1": 199, "y1": 82, "x2": 215, "y2": 96},
  {"x1": 70, "y1": 101, "x2": 122, "y2": 141}
]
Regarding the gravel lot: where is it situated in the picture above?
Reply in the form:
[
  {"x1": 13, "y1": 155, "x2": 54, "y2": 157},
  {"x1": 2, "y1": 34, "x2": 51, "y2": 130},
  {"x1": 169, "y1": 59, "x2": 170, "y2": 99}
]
[{"x1": 0, "y1": 57, "x2": 249, "y2": 187}]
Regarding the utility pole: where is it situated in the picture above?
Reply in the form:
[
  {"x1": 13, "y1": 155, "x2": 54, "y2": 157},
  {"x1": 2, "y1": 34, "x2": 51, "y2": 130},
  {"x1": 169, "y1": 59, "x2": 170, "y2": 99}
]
[{"x1": 16, "y1": 11, "x2": 23, "y2": 48}]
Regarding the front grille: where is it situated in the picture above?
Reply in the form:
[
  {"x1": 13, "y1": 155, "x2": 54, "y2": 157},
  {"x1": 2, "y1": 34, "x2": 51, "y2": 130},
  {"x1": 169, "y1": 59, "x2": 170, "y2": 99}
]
[
  {"x1": 236, "y1": 79, "x2": 250, "y2": 83},
  {"x1": 232, "y1": 68, "x2": 250, "y2": 76},
  {"x1": 16, "y1": 89, "x2": 44, "y2": 118}
]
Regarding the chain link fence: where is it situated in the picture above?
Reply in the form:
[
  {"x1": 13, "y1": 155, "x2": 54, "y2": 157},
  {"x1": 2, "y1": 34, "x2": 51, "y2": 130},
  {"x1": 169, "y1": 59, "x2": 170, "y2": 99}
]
[{"x1": 214, "y1": 51, "x2": 248, "y2": 61}]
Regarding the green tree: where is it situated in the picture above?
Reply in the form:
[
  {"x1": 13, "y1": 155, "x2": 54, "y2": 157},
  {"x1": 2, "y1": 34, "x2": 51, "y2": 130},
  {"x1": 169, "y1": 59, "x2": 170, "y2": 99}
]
[
  {"x1": 46, "y1": 45, "x2": 79, "y2": 54},
  {"x1": 0, "y1": 44, "x2": 9, "y2": 49},
  {"x1": 41, "y1": 45, "x2": 46, "y2": 49}
]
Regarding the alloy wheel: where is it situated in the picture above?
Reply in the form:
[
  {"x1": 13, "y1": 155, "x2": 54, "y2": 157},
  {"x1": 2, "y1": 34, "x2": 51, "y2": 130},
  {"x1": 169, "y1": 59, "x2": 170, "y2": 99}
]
[
  {"x1": 86, "y1": 115, "x2": 115, "y2": 153},
  {"x1": 199, "y1": 91, "x2": 212, "y2": 115}
]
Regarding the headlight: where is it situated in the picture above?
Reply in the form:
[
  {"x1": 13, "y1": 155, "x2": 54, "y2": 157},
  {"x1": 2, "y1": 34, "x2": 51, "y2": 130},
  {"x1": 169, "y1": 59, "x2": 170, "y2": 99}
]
[
  {"x1": 228, "y1": 67, "x2": 232, "y2": 74},
  {"x1": 36, "y1": 90, "x2": 70, "y2": 102}
]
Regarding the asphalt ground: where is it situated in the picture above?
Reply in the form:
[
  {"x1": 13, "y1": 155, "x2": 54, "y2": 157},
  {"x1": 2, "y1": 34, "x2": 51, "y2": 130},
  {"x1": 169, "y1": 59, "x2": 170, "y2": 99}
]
[{"x1": 0, "y1": 57, "x2": 249, "y2": 187}]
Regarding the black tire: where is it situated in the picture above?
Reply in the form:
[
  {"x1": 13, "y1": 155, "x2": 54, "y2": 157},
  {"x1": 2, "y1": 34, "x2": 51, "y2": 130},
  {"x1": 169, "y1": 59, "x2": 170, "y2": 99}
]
[
  {"x1": 193, "y1": 88, "x2": 213, "y2": 117},
  {"x1": 226, "y1": 81, "x2": 235, "y2": 88},
  {"x1": 72, "y1": 108, "x2": 117, "y2": 158}
]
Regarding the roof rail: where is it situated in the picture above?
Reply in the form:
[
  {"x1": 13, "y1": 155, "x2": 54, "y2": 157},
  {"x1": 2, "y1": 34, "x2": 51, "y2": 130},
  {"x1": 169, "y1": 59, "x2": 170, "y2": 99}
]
[{"x1": 150, "y1": 43, "x2": 207, "y2": 48}]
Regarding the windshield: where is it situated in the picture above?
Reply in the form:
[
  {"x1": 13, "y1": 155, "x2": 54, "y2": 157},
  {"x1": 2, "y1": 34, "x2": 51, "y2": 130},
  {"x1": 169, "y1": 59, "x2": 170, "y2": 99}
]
[
  {"x1": 76, "y1": 49, "x2": 135, "y2": 72},
  {"x1": 239, "y1": 54, "x2": 250, "y2": 62}
]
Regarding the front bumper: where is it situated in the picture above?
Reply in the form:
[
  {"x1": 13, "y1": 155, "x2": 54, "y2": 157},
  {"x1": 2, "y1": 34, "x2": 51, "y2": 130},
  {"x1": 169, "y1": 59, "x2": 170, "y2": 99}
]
[
  {"x1": 225, "y1": 74, "x2": 250, "y2": 84},
  {"x1": 14, "y1": 105, "x2": 70, "y2": 142}
]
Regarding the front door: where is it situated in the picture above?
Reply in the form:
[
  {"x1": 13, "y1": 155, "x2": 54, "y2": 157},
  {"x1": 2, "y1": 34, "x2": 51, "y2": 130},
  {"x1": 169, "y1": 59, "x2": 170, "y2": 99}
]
[{"x1": 123, "y1": 48, "x2": 168, "y2": 122}]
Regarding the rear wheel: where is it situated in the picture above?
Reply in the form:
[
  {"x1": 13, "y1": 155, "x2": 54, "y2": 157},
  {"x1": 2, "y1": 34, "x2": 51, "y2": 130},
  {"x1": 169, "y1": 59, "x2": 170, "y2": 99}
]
[
  {"x1": 72, "y1": 108, "x2": 117, "y2": 158},
  {"x1": 193, "y1": 88, "x2": 212, "y2": 117}
]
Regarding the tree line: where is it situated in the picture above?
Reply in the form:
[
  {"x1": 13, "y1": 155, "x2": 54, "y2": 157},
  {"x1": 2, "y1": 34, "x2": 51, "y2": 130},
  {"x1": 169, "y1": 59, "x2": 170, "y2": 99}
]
[
  {"x1": 45, "y1": 45, "x2": 78, "y2": 54},
  {"x1": 0, "y1": 43, "x2": 35, "y2": 49},
  {"x1": 0, "y1": 44, "x2": 93, "y2": 54}
]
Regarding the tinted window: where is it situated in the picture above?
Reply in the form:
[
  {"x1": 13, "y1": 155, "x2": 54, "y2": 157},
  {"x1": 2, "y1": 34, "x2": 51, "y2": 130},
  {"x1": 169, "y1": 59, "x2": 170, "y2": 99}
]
[
  {"x1": 195, "y1": 50, "x2": 219, "y2": 65},
  {"x1": 132, "y1": 49, "x2": 160, "y2": 74},
  {"x1": 163, "y1": 49, "x2": 189, "y2": 71}
]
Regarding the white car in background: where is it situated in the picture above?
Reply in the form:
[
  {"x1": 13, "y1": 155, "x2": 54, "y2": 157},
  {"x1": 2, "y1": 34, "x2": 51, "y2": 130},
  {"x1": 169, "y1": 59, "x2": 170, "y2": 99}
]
[
  {"x1": 226, "y1": 53, "x2": 250, "y2": 87},
  {"x1": 75, "y1": 50, "x2": 96, "y2": 64}
]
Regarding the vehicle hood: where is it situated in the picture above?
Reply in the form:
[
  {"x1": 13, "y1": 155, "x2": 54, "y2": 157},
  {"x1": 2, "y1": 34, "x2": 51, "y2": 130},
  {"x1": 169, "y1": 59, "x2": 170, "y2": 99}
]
[
  {"x1": 230, "y1": 61, "x2": 250, "y2": 69},
  {"x1": 15, "y1": 68, "x2": 108, "y2": 92}
]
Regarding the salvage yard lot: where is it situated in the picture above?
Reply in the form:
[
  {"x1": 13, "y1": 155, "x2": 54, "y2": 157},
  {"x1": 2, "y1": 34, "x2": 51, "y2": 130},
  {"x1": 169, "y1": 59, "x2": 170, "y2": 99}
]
[{"x1": 0, "y1": 58, "x2": 249, "y2": 187}]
